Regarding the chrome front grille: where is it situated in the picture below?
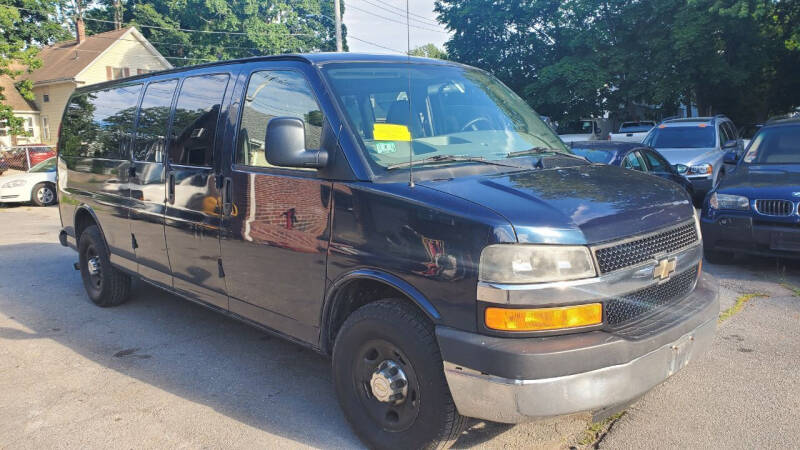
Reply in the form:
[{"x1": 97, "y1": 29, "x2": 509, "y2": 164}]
[
  {"x1": 605, "y1": 265, "x2": 699, "y2": 328},
  {"x1": 754, "y1": 199, "x2": 795, "y2": 217},
  {"x1": 593, "y1": 222, "x2": 699, "y2": 274}
]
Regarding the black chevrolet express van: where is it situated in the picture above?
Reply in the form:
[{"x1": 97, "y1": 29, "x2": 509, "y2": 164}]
[{"x1": 57, "y1": 53, "x2": 718, "y2": 449}]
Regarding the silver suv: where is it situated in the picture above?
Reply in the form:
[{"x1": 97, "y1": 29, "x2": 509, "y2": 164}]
[{"x1": 642, "y1": 115, "x2": 743, "y2": 198}]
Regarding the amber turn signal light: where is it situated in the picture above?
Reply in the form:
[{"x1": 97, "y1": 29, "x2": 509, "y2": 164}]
[{"x1": 485, "y1": 303, "x2": 603, "y2": 331}]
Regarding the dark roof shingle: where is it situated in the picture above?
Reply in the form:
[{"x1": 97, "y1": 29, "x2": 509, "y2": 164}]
[{"x1": 27, "y1": 27, "x2": 132, "y2": 84}]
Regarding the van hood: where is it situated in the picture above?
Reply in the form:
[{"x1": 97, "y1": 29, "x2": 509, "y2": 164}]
[
  {"x1": 419, "y1": 165, "x2": 693, "y2": 245},
  {"x1": 655, "y1": 147, "x2": 719, "y2": 166}
]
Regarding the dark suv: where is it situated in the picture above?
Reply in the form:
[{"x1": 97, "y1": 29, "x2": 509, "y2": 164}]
[
  {"x1": 701, "y1": 118, "x2": 800, "y2": 261},
  {"x1": 57, "y1": 54, "x2": 718, "y2": 449}
]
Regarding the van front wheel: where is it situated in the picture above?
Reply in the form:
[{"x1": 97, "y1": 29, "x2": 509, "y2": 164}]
[
  {"x1": 332, "y1": 300, "x2": 466, "y2": 450},
  {"x1": 78, "y1": 225, "x2": 131, "y2": 307}
]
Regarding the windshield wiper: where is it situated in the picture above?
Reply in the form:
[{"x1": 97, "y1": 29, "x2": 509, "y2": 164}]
[
  {"x1": 507, "y1": 147, "x2": 591, "y2": 163},
  {"x1": 386, "y1": 154, "x2": 524, "y2": 170},
  {"x1": 505, "y1": 147, "x2": 555, "y2": 158}
]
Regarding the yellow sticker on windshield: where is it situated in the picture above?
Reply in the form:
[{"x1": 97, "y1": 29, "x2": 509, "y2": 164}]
[{"x1": 373, "y1": 123, "x2": 411, "y2": 142}]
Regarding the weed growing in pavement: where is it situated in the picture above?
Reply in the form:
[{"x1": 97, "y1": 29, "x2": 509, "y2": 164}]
[
  {"x1": 718, "y1": 293, "x2": 769, "y2": 323},
  {"x1": 576, "y1": 411, "x2": 625, "y2": 447},
  {"x1": 780, "y1": 283, "x2": 800, "y2": 297}
]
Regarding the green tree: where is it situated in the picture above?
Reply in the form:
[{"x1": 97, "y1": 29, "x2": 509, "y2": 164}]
[
  {"x1": 0, "y1": 0, "x2": 70, "y2": 137},
  {"x1": 84, "y1": 0, "x2": 346, "y2": 65},
  {"x1": 436, "y1": 0, "x2": 800, "y2": 125},
  {"x1": 409, "y1": 43, "x2": 447, "y2": 59}
]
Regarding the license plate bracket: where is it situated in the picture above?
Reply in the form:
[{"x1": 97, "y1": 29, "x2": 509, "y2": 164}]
[
  {"x1": 770, "y1": 231, "x2": 800, "y2": 251},
  {"x1": 667, "y1": 334, "x2": 694, "y2": 377}
]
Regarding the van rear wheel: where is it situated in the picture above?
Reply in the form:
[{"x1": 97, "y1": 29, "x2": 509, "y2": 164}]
[
  {"x1": 332, "y1": 300, "x2": 466, "y2": 450},
  {"x1": 78, "y1": 225, "x2": 131, "y2": 307}
]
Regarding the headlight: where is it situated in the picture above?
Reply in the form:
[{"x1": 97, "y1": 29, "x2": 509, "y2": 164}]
[
  {"x1": 688, "y1": 164, "x2": 712, "y2": 176},
  {"x1": 1, "y1": 179, "x2": 26, "y2": 188},
  {"x1": 709, "y1": 192, "x2": 749, "y2": 210},
  {"x1": 479, "y1": 244, "x2": 596, "y2": 284}
]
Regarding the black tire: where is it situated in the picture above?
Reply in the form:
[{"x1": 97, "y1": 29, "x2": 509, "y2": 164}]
[
  {"x1": 704, "y1": 247, "x2": 735, "y2": 265},
  {"x1": 31, "y1": 182, "x2": 57, "y2": 206},
  {"x1": 78, "y1": 225, "x2": 131, "y2": 307},
  {"x1": 333, "y1": 300, "x2": 467, "y2": 450}
]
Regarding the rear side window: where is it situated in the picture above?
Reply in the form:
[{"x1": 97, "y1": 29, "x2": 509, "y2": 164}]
[
  {"x1": 623, "y1": 152, "x2": 646, "y2": 171},
  {"x1": 134, "y1": 79, "x2": 178, "y2": 162},
  {"x1": 642, "y1": 150, "x2": 670, "y2": 173},
  {"x1": 169, "y1": 74, "x2": 229, "y2": 166},
  {"x1": 236, "y1": 70, "x2": 324, "y2": 168},
  {"x1": 60, "y1": 84, "x2": 142, "y2": 159}
]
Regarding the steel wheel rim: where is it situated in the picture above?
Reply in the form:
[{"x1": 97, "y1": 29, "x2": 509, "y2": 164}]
[
  {"x1": 85, "y1": 245, "x2": 102, "y2": 292},
  {"x1": 353, "y1": 339, "x2": 421, "y2": 432}
]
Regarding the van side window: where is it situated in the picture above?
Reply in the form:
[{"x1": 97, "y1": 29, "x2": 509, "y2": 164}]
[
  {"x1": 236, "y1": 70, "x2": 324, "y2": 168},
  {"x1": 169, "y1": 74, "x2": 229, "y2": 166},
  {"x1": 134, "y1": 79, "x2": 178, "y2": 162},
  {"x1": 60, "y1": 85, "x2": 141, "y2": 159}
]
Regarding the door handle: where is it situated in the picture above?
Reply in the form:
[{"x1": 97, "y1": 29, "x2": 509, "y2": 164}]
[
  {"x1": 222, "y1": 177, "x2": 233, "y2": 216},
  {"x1": 167, "y1": 172, "x2": 175, "y2": 204}
]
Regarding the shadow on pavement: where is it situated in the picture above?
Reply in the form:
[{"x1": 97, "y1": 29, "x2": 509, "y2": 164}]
[{"x1": 0, "y1": 242, "x2": 360, "y2": 448}]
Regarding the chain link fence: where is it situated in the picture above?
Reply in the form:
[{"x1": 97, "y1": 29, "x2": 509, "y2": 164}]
[{"x1": 0, "y1": 146, "x2": 56, "y2": 175}]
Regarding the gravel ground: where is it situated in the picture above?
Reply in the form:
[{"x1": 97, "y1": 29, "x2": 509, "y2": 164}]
[{"x1": 0, "y1": 205, "x2": 798, "y2": 449}]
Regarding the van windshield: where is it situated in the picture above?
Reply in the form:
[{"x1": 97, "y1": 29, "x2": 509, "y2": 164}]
[{"x1": 322, "y1": 63, "x2": 568, "y2": 173}]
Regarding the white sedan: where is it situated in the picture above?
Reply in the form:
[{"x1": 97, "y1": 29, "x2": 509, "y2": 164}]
[{"x1": 0, "y1": 157, "x2": 57, "y2": 206}]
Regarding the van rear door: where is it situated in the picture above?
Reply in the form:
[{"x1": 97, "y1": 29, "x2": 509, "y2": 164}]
[{"x1": 163, "y1": 73, "x2": 232, "y2": 310}]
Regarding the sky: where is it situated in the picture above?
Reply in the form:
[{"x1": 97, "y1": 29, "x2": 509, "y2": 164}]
[{"x1": 342, "y1": 0, "x2": 452, "y2": 54}]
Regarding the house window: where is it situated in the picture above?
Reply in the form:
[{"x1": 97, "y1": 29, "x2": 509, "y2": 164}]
[
  {"x1": 25, "y1": 118, "x2": 34, "y2": 137},
  {"x1": 43, "y1": 94, "x2": 50, "y2": 102},
  {"x1": 41, "y1": 117, "x2": 50, "y2": 141},
  {"x1": 107, "y1": 66, "x2": 131, "y2": 80}
]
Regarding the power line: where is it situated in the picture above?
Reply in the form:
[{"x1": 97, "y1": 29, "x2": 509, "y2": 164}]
[
  {"x1": 4, "y1": 2, "x2": 407, "y2": 57},
  {"x1": 345, "y1": 4, "x2": 448, "y2": 34},
  {"x1": 349, "y1": 0, "x2": 443, "y2": 28},
  {"x1": 347, "y1": 35, "x2": 404, "y2": 54}
]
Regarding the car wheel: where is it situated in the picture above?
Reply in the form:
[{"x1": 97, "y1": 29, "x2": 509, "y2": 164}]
[
  {"x1": 332, "y1": 299, "x2": 467, "y2": 450},
  {"x1": 704, "y1": 247, "x2": 735, "y2": 265},
  {"x1": 31, "y1": 182, "x2": 57, "y2": 206},
  {"x1": 78, "y1": 225, "x2": 131, "y2": 307}
]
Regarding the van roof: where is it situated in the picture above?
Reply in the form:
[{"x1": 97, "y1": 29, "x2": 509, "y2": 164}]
[{"x1": 73, "y1": 53, "x2": 456, "y2": 94}]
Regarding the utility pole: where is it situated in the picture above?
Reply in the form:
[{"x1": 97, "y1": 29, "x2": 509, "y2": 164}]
[{"x1": 334, "y1": 0, "x2": 342, "y2": 52}]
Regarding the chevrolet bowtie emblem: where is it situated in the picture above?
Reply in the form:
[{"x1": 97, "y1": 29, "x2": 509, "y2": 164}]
[{"x1": 653, "y1": 258, "x2": 677, "y2": 281}]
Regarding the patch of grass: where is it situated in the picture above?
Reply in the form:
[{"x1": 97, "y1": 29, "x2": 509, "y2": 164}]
[
  {"x1": 718, "y1": 293, "x2": 768, "y2": 323},
  {"x1": 780, "y1": 282, "x2": 800, "y2": 297},
  {"x1": 577, "y1": 411, "x2": 625, "y2": 447}
]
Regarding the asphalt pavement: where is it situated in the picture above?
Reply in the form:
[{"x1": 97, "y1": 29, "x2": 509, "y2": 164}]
[{"x1": 0, "y1": 205, "x2": 798, "y2": 449}]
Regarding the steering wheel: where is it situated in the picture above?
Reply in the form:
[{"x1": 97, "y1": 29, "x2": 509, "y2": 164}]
[{"x1": 461, "y1": 117, "x2": 492, "y2": 132}]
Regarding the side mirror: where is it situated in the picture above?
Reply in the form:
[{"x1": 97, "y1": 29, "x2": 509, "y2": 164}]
[
  {"x1": 722, "y1": 139, "x2": 738, "y2": 149},
  {"x1": 265, "y1": 117, "x2": 328, "y2": 169},
  {"x1": 723, "y1": 151, "x2": 739, "y2": 164},
  {"x1": 674, "y1": 164, "x2": 688, "y2": 175}
]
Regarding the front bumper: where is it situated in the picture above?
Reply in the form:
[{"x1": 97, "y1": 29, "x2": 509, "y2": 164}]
[
  {"x1": 702, "y1": 214, "x2": 800, "y2": 258},
  {"x1": 687, "y1": 176, "x2": 713, "y2": 196},
  {"x1": 0, "y1": 187, "x2": 27, "y2": 203},
  {"x1": 437, "y1": 274, "x2": 718, "y2": 423}
]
